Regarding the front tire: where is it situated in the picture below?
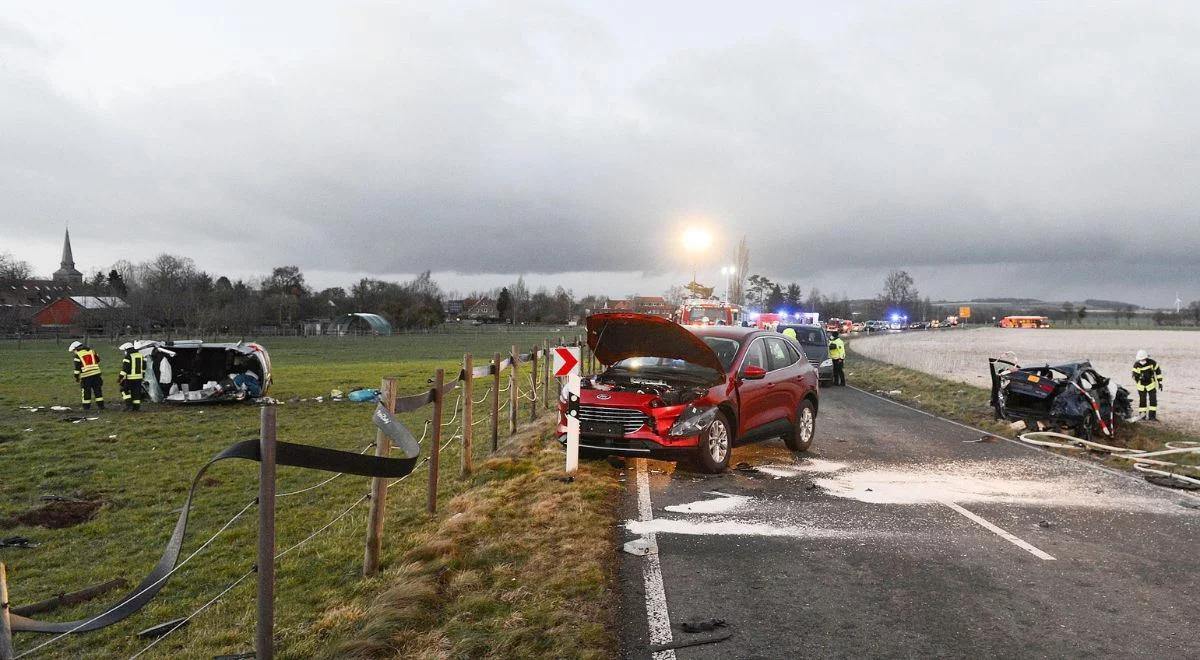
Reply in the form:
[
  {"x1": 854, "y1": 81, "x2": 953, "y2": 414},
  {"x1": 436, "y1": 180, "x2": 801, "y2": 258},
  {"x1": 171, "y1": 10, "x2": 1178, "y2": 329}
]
[
  {"x1": 695, "y1": 412, "x2": 733, "y2": 473},
  {"x1": 786, "y1": 400, "x2": 816, "y2": 452}
]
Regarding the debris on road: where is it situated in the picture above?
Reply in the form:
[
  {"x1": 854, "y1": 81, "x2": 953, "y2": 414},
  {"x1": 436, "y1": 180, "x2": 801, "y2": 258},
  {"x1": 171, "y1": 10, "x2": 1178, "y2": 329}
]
[
  {"x1": 648, "y1": 630, "x2": 733, "y2": 652},
  {"x1": 679, "y1": 616, "x2": 727, "y2": 633},
  {"x1": 734, "y1": 462, "x2": 759, "y2": 473},
  {"x1": 623, "y1": 538, "x2": 654, "y2": 556},
  {"x1": 1038, "y1": 520, "x2": 1053, "y2": 528}
]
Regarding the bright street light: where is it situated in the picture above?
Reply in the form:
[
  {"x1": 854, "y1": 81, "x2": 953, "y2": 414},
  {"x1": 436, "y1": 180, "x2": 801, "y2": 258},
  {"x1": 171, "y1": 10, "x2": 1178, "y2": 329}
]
[
  {"x1": 682, "y1": 228, "x2": 712, "y2": 253},
  {"x1": 682, "y1": 228, "x2": 713, "y2": 284}
]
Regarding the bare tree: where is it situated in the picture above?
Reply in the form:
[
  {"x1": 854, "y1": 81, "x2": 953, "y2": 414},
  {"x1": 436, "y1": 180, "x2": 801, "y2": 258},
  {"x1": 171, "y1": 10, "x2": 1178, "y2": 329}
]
[{"x1": 0, "y1": 252, "x2": 32, "y2": 283}]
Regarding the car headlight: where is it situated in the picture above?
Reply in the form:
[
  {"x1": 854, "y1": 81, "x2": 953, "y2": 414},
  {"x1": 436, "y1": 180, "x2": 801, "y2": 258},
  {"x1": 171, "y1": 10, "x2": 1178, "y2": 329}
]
[
  {"x1": 668, "y1": 406, "x2": 718, "y2": 436},
  {"x1": 820, "y1": 359, "x2": 833, "y2": 368}
]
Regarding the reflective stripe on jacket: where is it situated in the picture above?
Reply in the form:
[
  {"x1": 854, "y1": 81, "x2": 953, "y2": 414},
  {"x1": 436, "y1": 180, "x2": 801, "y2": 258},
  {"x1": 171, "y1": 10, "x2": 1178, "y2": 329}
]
[
  {"x1": 121, "y1": 352, "x2": 145, "y2": 380},
  {"x1": 829, "y1": 338, "x2": 846, "y2": 360},
  {"x1": 1131, "y1": 358, "x2": 1163, "y2": 391},
  {"x1": 73, "y1": 349, "x2": 101, "y2": 378}
]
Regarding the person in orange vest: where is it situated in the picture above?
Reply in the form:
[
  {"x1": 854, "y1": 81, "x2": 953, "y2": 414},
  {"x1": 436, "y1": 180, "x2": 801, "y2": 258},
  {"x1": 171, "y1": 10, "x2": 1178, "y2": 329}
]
[
  {"x1": 68, "y1": 340, "x2": 105, "y2": 410},
  {"x1": 1131, "y1": 349, "x2": 1163, "y2": 421}
]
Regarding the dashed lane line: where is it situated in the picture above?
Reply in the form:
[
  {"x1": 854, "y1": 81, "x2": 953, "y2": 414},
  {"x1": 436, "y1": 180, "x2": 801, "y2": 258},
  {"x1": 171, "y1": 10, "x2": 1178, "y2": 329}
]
[{"x1": 940, "y1": 500, "x2": 1056, "y2": 560}]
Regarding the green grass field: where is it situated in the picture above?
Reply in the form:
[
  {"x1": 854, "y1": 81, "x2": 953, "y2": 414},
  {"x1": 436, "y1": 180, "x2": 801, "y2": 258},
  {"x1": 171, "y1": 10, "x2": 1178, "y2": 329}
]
[{"x1": 0, "y1": 328, "x2": 614, "y2": 658}]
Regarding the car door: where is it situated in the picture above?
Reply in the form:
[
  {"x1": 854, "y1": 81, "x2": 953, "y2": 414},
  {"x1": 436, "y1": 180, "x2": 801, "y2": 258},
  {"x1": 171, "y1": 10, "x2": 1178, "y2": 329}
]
[
  {"x1": 735, "y1": 338, "x2": 773, "y2": 434},
  {"x1": 764, "y1": 337, "x2": 803, "y2": 420}
]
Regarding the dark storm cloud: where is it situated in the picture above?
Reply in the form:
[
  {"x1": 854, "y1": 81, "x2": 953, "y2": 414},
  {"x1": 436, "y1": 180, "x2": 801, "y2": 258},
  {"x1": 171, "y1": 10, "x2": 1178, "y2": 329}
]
[{"x1": 2, "y1": 2, "x2": 1199, "y2": 302}]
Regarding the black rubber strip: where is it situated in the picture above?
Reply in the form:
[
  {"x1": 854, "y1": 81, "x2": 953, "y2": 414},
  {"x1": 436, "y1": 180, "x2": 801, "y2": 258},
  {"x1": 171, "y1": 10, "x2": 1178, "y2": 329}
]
[{"x1": 647, "y1": 631, "x2": 733, "y2": 652}]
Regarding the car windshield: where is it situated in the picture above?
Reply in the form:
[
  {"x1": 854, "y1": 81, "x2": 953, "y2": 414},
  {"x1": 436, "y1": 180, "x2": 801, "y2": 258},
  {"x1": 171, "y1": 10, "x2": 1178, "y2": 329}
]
[
  {"x1": 688, "y1": 307, "x2": 726, "y2": 321},
  {"x1": 608, "y1": 336, "x2": 739, "y2": 376},
  {"x1": 784, "y1": 328, "x2": 825, "y2": 345}
]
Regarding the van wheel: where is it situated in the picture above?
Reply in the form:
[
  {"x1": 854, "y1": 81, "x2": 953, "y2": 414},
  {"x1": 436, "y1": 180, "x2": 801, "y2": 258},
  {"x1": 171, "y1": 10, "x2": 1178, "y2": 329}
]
[
  {"x1": 786, "y1": 400, "x2": 816, "y2": 452},
  {"x1": 695, "y1": 412, "x2": 733, "y2": 473}
]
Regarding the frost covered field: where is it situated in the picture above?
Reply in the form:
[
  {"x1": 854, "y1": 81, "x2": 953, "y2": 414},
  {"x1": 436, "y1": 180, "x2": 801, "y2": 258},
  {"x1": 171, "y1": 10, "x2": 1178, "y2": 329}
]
[{"x1": 851, "y1": 327, "x2": 1200, "y2": 436}]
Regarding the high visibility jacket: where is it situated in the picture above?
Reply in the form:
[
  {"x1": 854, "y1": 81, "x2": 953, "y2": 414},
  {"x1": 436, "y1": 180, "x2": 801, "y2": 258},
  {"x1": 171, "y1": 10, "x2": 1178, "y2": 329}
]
[
  {"x1": 782, "y1": 327, "x2": 797, "y2": 340},
  {"x1": 829, "y1": 338, "x2": 846, "y2": 360},
  {"x1": 121, "y1": 351, "x2": 145, "y2": 380},
  {"x1": 1132, "y1": 358, "x2": 1162, "y2": 391},
  {"x1": 73, "y1": 348, "x2": 101, "y2": 378}
]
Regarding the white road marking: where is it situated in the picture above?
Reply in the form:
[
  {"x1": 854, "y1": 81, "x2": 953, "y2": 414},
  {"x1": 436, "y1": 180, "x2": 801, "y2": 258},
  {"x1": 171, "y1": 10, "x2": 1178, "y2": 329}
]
[
  {"x1": 635, "y1": 459, "x2": 676, "y2": 659},
  {"x1": 940, "y1": 500, "x2": 1056, "y2": 560}
]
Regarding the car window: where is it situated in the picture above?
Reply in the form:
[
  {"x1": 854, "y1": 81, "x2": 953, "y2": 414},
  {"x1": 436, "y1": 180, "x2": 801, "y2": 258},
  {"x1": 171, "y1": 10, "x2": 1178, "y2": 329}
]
[
  {"x1": 701, "y1": 336, "x2": 741, "y2": 371},
  {"x1": 786, "y1": 341, "x2": 805, "y2": 362},
  {"x1": 765, "y1": 338, "x2": 796, "y2": 371},
  {"x1": 741, "y1": 339, "x2": 766, "y2": 372}
]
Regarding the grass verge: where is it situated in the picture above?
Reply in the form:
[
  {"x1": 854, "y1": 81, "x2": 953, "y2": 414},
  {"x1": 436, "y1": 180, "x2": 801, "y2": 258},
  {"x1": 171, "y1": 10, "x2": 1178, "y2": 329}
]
[
  {"x1": 846, "y1": 347, "x2": 1200, "y2": 473},
  {"x1": 320, "y1": 421, "x2": 620, "y2": 659}
]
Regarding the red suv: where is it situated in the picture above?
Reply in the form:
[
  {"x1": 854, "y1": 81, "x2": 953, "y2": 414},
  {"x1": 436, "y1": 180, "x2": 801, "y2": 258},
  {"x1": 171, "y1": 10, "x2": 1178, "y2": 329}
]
[{"x1": 558, "y1": 313, "x2": 820, "y2": 472}]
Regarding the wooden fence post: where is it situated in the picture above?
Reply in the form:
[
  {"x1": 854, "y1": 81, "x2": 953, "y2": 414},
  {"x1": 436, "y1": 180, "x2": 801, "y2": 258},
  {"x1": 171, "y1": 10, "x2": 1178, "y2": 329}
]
[
  {"x1": 491, "y1": 353, "x2": 501, "y2": 452},
  {"x1": 529, "y1": 347, "x2": 538, "y2": 421},
  {"x1": 461, "y1": 354, "x2": 474, "y2": 477},
  {"x1": 1, "y1": 562, "x2": 13, "y2": 660},
  {"x1": 256, "y1": 406, "x2": 277, "y2": 660},
  {"x1": 509, "y1": 345, "x2": 518, "y2": 435},
  {"x1": 428, "y1": 369, "x2": 444, "y2": 514},
  {"x1": 363, "y1": 377, "x2": 397, "y2": 577},
  {"x1": 542, "y1": 338, "x2": 551, "y2": 410}
]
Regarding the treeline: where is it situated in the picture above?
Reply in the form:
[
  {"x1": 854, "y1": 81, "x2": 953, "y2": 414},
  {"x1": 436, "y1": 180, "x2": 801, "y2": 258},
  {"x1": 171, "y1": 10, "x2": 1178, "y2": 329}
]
[
  {"x1": 76, "y1": 255, "x2": 445, "y2": 334},
  {"x1": 736, "y1": 270, "x2": 940, "y2": 322}
]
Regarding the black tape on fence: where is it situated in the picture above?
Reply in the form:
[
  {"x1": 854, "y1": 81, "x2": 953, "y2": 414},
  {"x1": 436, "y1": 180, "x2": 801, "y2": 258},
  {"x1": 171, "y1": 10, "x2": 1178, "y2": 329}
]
[{"x1": 11, "y1": 435, "x2": 420, "y2": 634}]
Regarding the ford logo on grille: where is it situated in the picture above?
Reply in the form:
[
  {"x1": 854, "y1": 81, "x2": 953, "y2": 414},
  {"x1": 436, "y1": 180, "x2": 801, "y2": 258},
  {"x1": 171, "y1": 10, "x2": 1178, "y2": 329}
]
[{"x1": 596, "y1": 393, "x2": 612, "y2": 400}]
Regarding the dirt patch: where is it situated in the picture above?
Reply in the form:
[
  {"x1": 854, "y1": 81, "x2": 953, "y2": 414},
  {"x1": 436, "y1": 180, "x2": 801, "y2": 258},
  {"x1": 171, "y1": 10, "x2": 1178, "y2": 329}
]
[
  {"x1": 201, "y1": 477, "x2": 222, "y2": 488},
  {"x1": 0, "y1": 497, "x2": 103, "y2": 529}
]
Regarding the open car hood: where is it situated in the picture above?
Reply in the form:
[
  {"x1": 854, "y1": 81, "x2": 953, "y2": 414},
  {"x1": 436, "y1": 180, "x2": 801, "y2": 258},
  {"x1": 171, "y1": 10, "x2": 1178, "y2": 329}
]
[{"x1": 586, "y1": 313, "x2": 726, "y2": 376}]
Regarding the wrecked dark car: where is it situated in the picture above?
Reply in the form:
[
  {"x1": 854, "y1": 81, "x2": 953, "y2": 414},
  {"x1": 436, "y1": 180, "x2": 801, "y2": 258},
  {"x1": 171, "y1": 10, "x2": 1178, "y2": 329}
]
[
  {"x1": 989, "y1": 357, "x2": 1132, "y2": 439},
  {"x1": 133, "y1": 340, "x2": 273, "y2": 404}
]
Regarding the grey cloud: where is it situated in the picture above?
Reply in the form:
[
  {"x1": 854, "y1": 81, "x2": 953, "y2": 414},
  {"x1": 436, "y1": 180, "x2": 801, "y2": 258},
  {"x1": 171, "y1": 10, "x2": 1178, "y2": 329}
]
[{"x1": 2, "y1": 3, "x2": 1199, "y2": 303}]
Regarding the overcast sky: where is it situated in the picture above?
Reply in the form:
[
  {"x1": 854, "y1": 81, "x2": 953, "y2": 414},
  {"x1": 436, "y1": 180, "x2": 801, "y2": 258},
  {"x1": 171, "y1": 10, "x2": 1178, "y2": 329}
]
[{"x1": 2, "y1": 1, "x2": 1198, "y2": 305}]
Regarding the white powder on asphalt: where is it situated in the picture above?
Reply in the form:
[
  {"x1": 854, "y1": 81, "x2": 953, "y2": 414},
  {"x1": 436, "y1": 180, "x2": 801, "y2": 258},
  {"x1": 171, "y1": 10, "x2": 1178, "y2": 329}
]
[
  {"x1": 663, "y1": 492, "x2": 750, "y2": 514},
  {"x1": 813, "y1": 459, "x2": 1185, "y2": 512},
  {"x1": 757, "y1": 459, "x2": 848, "y2": 477},
  {"x1": 626, "y1": 518, "x2": 864, "y2": 539}
]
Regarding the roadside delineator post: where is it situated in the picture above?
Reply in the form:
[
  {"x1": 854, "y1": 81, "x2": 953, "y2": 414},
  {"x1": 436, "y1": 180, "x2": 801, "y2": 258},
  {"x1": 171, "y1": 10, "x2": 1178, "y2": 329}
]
[
  {"x1": 256, "y1": 406, "x2": 277, "y2": 660},
  {"x1": 364, "y1": 377, "x2": 397, "y2": 577},
  {"x1": 1, "y1": 562, "x2": 14, "y2": 660},
  {"x1": 491, "y1": 352, "x2": 501, "y2": 452},
  {"x1": 461, "y1": 354, "x2": 474, "y2": 477},
  {"x1": 428, "y1": 368, "x2": 444, "y2": 514},
  {"x1": 565, "y1": 373, "x2": 581, "y2": 473}
]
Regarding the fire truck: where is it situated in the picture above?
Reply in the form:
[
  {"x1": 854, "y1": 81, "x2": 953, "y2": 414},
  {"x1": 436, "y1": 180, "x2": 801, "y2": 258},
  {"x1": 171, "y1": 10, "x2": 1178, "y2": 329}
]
[{"x1": 677, "y1": 297, "x2": 741, "y2": 326}]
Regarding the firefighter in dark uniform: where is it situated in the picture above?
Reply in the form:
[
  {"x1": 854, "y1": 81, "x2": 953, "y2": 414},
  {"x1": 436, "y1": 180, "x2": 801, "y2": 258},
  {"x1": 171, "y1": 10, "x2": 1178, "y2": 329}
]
[
  {"x1": 828, "y1": 331, "x2": 847, "y2": 386},
  {"x1": 1132, "y1": 349, "x2": 1163, "y2": 420},
  {"x1": 118, "y1": 342, "x2": 146, "y2": 411},
  {"x1": 69, "y1": 340, "x2": 104, "y2": 410}
]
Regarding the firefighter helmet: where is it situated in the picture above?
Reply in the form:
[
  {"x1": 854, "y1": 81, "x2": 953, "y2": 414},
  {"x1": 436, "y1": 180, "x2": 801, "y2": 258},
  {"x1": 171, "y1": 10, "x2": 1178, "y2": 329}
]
[{"x1": 68, "y1": 341, "x2": 83, "y2": 352}]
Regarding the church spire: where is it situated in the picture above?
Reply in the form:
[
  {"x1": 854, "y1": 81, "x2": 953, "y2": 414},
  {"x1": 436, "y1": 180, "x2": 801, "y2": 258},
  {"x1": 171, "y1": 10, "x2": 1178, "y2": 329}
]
[
  {"x1": 61, "y1": 227, "x2": 75, "y2": 270},
  {"x1": 52, "y1": 225, "x2": 84, "y2": 285}
]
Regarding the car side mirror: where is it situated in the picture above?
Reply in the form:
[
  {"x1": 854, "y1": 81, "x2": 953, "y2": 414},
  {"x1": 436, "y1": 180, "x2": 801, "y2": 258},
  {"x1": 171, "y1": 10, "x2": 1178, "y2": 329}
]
[{"x1": 741, "y1": 365, "x2": 767, "y2": 380}]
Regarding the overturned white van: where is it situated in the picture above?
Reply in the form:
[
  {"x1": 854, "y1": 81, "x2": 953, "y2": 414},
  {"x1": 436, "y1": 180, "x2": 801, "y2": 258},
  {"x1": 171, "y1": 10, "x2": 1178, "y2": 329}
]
[{"x1": 132, "y1": 340, "x2": 273, "y2": 404}]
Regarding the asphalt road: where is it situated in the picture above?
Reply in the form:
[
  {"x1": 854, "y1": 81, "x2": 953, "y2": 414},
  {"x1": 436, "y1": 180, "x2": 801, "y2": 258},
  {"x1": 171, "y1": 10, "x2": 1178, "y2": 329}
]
[{"x1": 614, "y1": 386, "x2": 1200, "y2": 659}]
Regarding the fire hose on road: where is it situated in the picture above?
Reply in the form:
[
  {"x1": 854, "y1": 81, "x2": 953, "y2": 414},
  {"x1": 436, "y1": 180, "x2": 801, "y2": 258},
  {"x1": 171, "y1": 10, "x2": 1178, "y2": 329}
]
[{"x1": 1018, "y1": 432, "x2": 1200, "y2": 488}]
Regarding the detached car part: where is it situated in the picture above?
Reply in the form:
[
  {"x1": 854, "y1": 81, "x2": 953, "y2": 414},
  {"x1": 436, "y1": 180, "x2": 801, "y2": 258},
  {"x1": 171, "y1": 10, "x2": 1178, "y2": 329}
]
[{"x1": 989, "y1": 357, "x2": 1132, "y2": 439}]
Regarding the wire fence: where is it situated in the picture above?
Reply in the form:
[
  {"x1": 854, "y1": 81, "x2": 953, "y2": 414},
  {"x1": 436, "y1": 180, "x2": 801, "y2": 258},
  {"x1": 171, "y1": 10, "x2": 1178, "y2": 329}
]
[{"x1": 1, "y1": 333, "x2": 597, "y2": 660}]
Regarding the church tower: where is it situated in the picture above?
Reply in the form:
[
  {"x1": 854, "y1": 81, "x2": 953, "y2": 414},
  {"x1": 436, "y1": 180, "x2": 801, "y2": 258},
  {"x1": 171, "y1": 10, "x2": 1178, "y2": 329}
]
[{"x1": 52, "y1": 227, "x2": 84, "y2": 284}]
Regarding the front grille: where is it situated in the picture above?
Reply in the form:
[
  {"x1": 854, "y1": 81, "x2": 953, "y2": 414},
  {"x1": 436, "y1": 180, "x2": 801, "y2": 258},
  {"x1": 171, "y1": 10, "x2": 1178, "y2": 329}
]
[
  {"x1": 578, "y1": 405, "x2": 653, "y2": 434},
  {"x1": 808, "y1": 358, "x2": 821, "y2": 369}
]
